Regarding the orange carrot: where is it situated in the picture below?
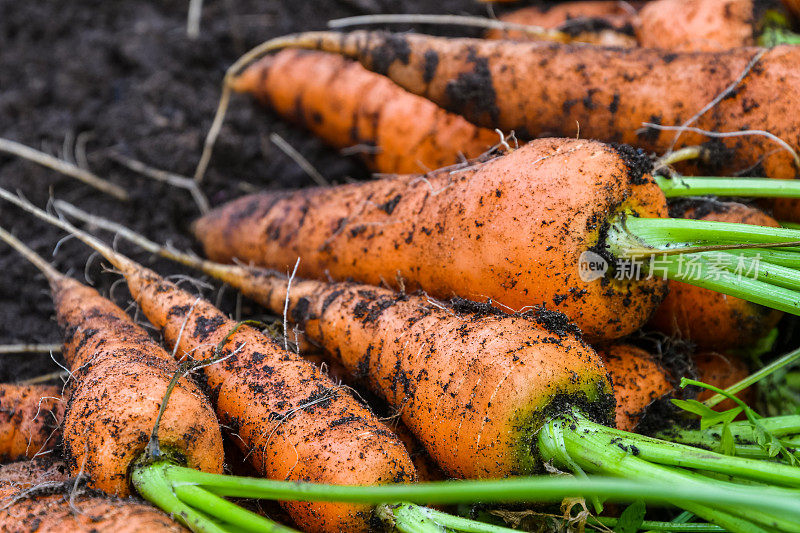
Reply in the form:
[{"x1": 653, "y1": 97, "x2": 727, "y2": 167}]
[
  {"x1": 0, "y1": 384, "x2": 63, "y2": 462},
  {"x1": 0, "y1": 459, "x2": 185, "y2": 532},
  {"x1": 232, "y1": 50, "x2": 499, "y2": 174},
  {"x1": 250, "y1": 30, "x2": 800, "y2": 218},
  {"x1": 648, "y1": 200, "x2": 783, "y2": 350},
  {"x1": 693, "y1": 351, "x2": 755, "y2": 410},
  {"x1": 596, "y1": 343, "x2": 674, "y2": 432},
  {"x1": 5, "y1": 207, "x2": 418, "y2": 533},
  {"x1": 489, "y1": 0, "x2": 789, "y2": 51},
  {"x1": 0, "y1": 228, "x2": 224, "y2": 497},
  {"x1": 194, "y1": 138, "x2": 668, "y2": 341}
]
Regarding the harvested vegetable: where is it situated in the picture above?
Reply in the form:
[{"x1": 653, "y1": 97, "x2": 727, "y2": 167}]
[
  {"x1": 232, "y1": 50, "x2": 498, "y2": 174},
  {"x1": 193, "y1": 138, "x2": 800, "y2": 340},
  {"x1": 41, "y1": 197, "x2": 800, "y2": 531},
  {"x1": 0, "y1": 194, "x2": 417, "y2": 533},
  {"x1": 694, "y1": 351, "x2": 755, "y2": 410},
  {"x1": 241, "y1": 30, "x2": 800, "y2": 218},
  {"x1": 0, "y1": 384, "x2": 63, "y2": 462},
  {"x1": 0, "y1": 226, "x2": 224, "y2": 498}
]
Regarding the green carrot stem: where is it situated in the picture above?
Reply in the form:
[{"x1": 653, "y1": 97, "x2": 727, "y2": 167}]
[
  {"x1": 661, "y1": 254, "x2": 800, "y2": 316},
  {"x1": 760, "y1": 26, "x2": 800, "y2": 46},
  {"x1": 561, "y1": 416, "x2": 800, "y2": 487},
  {"x1": 705, "y1": 348, "x2": 800, "y2": 408},
  {"x1": 725, "y1": 248, "x2": 800, "y2": 269},
  {"x1": 692, "y1": 251, "x2": 800, "y2": 291},
  {"x1": 378, "y1": 504, "x2": 519, "y2": 533},
  {"x1": 782, "y1": 222, "x2": 800, "y2": 230},
  {"x1": 617, "y1": 217, "x2": 800, "y2": 250},
  {"x1": 172, "y1": 484, "x2": 297, "y2": 533},
  {"x1": 131, "y1": 460, "x2": 229, "y2": 533},
  {"x1": 589, "y1": 515, "x2": 722, "y2": 531},
  {"x1": 655, "y1": 176, "x2": 800, "y2": 199}
]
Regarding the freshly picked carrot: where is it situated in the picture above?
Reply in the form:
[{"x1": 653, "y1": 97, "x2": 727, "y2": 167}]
[
  {"x1": 191, "y1": 138, "x2": 800, "y2": 340},
  {"x1": 48, "y1": 204, "x2": 800, "y2": 532},
  {"x1": 694, "y1": 351, "x2": 755, "y2": 410},
  {"x1": 648, "y1": 200, "x2": 784, "y2": 350},
  {"x1": 488, "y1": 0, "x2": 797, "y2": 50},
  {"x1": 0, "y1": 192, "x2": 418, "y2": 533},
  {"x1": 232, "y1": 50, "x2": 499, "y2": 174},
  {"x1": 233, "y1": 29, "x2": 800, "y2": 219},
  {"x1": 0, "y1": 459, "x2": 186, "y2": 532},
  {"x1": 0, "y1": 226, "x2": 225, "y2": 503},
  {"x1": 0, "y1": 384, "x2": 63, "y2": 462}
]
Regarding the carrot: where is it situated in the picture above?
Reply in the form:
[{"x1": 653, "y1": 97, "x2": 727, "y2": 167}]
[
  {"x1": 1, "y1": 198, "x2": 417, "y2": 532},
  {"x1": 486, "y1": 1, "x2": 639, "y2": 46},
  {"x1": 194, "y1": 136, "x2": 800, "y2": 341},
  {"x1": 0, "y1": 384, "x2": 63, "y2": 462},
  {"x1": 0, "y1": 227, "x2": 224, "y2": 498},
  {"x1": 231, "y1": 50, "x2": 499, "y2": 175},
  {"x1": 595, "y1": 343, "x2": 673, "y2": 432},
  {"x1": 489, "y1": 0, "x2": 792, "y2": 50},
  {"x1": 194, "y1": 138, "x2": 668, "y2": 340},
  {"x1": 694, "y1": 351, "x2": 755, "y2": 410},
  {"x1": 48, "y1": 204, "x2": 800, "y2": 533},
  {"x1": 243, "y1": 30, "x2": 800, "y2": 217},
  {"x1": 0, "y1": 459, "x2": 185, "y2": 532},
  {"x1": 648, "y1": 200, "x2": 783, "y2": 350}
]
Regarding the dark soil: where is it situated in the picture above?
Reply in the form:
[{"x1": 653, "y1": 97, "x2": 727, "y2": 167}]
[{"x1": 0, "y1": 0, "x2": 513, "y2": 381}]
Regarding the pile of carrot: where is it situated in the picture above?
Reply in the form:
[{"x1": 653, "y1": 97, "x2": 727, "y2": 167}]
[{"x1": 7, "y1": 4, "x2": 800, "y2": 533}]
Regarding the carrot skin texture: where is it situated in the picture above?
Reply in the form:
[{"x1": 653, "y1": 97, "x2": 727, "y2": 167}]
[
  {"x1": 648, "y1": 201, "x2": 783, "y2": 350},
  {"x1": 52, "y1": 278, "x2": 224, "y2": 497},
  {"x1": 0, "y1": 459, "x2": 185, "y2": 532},
  {"x1": 195, "y1": 138, "x2": 668, "y2": 340},
  {"x1": 232, "y1": 50, "x2": 498, "y2": 174},
  {"x1": 115, "y1": 263, "x2": 416, "y2": 533},
  {"x1": 0, "y1": 385, "x2": 63, "y2": 462},
  {"x1": 199, "y1": 266, "x2": 613, "y2": 479},
  {"x1": 301, "y1": 31, "x2": 800, "y2": 218},
  {"x1": 597, "y1": 344, "x2": 673, "y2": 432},
  {"x1": 694, "y1": 351, "x2": 754, "y2": 411}
]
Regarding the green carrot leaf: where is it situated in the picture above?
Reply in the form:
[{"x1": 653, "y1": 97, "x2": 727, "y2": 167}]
[{"x1": 614, "y1": 500, "x2": 646, "y2": 533}]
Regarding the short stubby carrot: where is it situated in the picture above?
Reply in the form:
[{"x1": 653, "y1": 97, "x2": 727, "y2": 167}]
[
  {"x1": 596, "y1": 343, "x2": 673, "y2": 432},
  {"x1": 648, "y1": 200, "x2": 783, "y2": 350},
  {"x1": 0, "y1": 228, "x2": 224, "y2": 497},
  {"x1": 263, "y1": 30, "x2": 800, "y2": 218},
  {"x1": 232, "y1": 50, "x2": 498, "y2": 174},
  {"x1": 194, "y1": 138, "x2": 668, "y2": 341},
  {"x1": 0, "y1": 459, "x2": 185, "y2": 532},
  {"x1": 0, "y1": 384, "x2": 63, "y2": 462}
]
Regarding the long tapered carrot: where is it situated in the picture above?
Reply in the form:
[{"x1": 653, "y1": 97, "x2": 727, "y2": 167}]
[
  {"x1": 193, "y1": 138, "x2": 669, "y2": 340},
  {"x1": 237, "y1": 30, "x2": 800, "y2": 217},
  {"x1": 648, "y1": 200, "x2": 784, "y2": 350},
  {"x1": 0, "y1": 195, "x2": 417, "y2": 532},
  {"x1": 231, "y1": 50, "x2": 499, "y2": 175},
  {"x1": 0, "y1": 459, "x2": 186, "y2": 532},
  {"x1": 0, "y1": 384, "x2": 63, "y2": 462},
  {"x1": 0, "y1": 227, "x2": 224, "y2": 498}
]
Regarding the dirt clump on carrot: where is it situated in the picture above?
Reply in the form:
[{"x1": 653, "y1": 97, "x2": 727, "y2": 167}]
[
  {"x1": 194, "y1": 138, "x2": 668, "y2": 341},
  {"x1": 0, "y1": 459, "x2": 186, "y2": 532},
  {"x1": 232, "y1": 50, "x2": 499, "y2": 174},
  {"x1": 0, "y1": 384, "x2": 63, "y2": 462},
  {"x1": 648, "y1": 200, "x2": 783, "y2": 350}
]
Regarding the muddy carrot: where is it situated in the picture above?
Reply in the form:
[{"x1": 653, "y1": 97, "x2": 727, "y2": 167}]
[
  {"x1": 0, "y1": 226, "x2": 224, "y2": 499},
  {"x1": 232, "y1": 50, "x2": 499, "y2": 174},
  {"x1": 1, "y1": 194, "x2": 417, "y2": 533},
  {"x1": 0, "y1": 384, "x2": 63, "y2": 462}
]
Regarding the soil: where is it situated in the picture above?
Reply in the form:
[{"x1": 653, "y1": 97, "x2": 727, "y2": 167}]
[{"x1": 0, "y1": 0, "x2": 514, "y2": 381}]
